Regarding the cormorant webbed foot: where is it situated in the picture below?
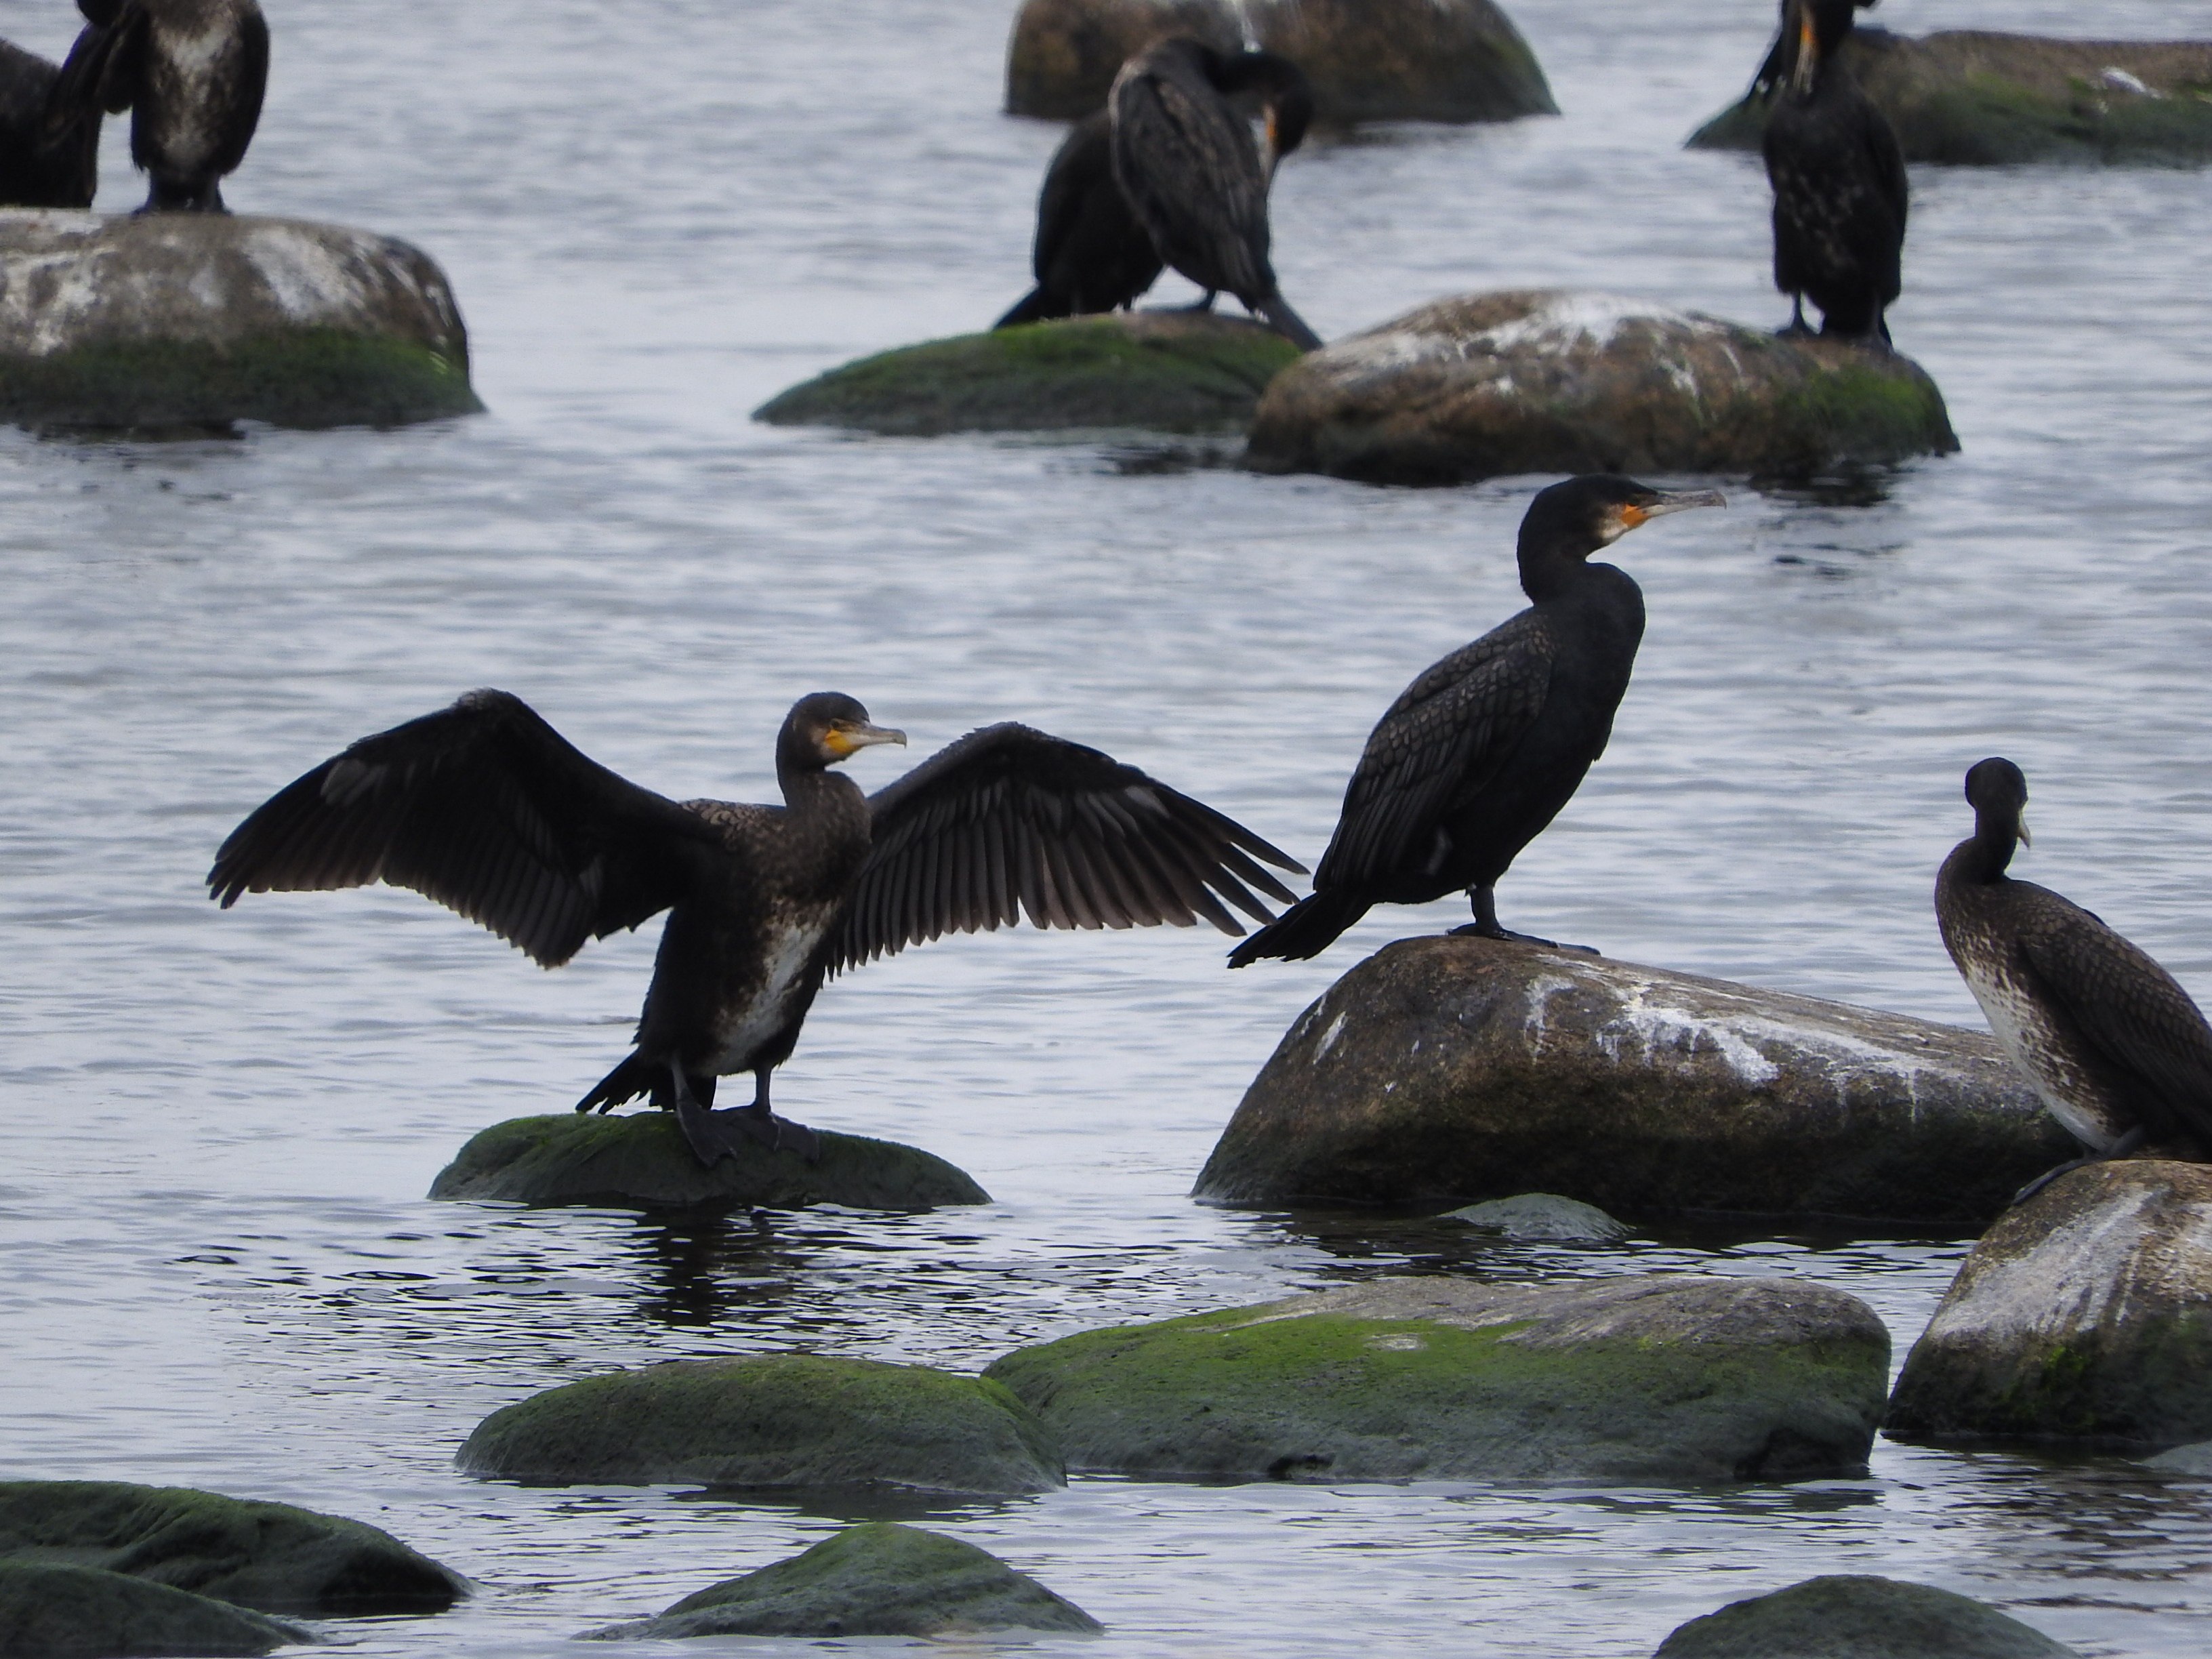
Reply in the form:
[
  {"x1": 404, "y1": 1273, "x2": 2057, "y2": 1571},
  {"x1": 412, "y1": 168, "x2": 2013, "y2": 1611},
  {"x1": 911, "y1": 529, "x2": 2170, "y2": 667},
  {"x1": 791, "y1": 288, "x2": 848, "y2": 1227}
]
[
  {"x1": 722, "y1": 1101, "x2": 823, "y2": 1164},
  {"x1": 1777, "y1": 296, "x2": 1813, "y2": 338},
  {"x1": 2009, "y1": 1126, "x2": 2149, "y2": 1207},
  {"x1": 674, "y1": 1093, "x2": 735, "y2": 1166},
  {"x1": 1448, "y1": 922, "x2": 1597, "y2": 955},
  {"x1": 1183, "y1": 289, "x2": 1221, "y2": 312}
]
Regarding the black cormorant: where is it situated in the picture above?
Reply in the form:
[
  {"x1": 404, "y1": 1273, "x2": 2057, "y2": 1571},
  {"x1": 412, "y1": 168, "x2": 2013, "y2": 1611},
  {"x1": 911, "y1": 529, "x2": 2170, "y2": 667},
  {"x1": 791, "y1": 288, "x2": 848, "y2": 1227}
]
[
  {"x1": 209, "y1": 691, "x2": 1303, "y2": 1165},
  {"x1": 56, "y1": 0, "x2": 267, "y2": 213},
  {"x1": 1229, "y1": 476, "x2": 1725, "y2": 966},
  {"x1": 0, "y1": 37, "x2": 100, "y2": 205},
  {"x1": 1761, "y1": 0, "x2": 1905, "y2": 342},
  {"x1": 996, "y1": 112, "x2": 1162, "y2": 328},
  {"x1": 1108, "y1": 37, "x2": 1322, "y2": 350},
  {"x1": 1937, "y1": 758, "x2": 2212, "y2": 1198}
]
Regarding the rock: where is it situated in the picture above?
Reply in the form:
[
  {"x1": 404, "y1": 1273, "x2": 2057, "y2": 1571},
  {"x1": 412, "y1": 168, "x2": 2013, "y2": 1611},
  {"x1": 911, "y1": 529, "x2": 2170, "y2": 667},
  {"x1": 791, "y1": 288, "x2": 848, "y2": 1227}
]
[
  {"x1": 1245, "y1": 0, "x2": 1556, "y2": 125},
  {"x1": 0, "y1": 211, "x2": 480, "y2": 431},
  {"x1": 2144, "y1": 1441, "x2": 2212, "y2": 1476},
  {"x1": 0, "y1": 1481, "x2": 464, "y2": 1615},
  {"x1": 1244, "y1": 289, "x2": 1957, "y2": 485},
  {"x1": 427, "y1": 1112, "x2": 989, "y2": 1212},
  {"x1": 1444, "y1": 1192, "x2": 1630, "y2": 1242},
  {"x1": 1194, "y1": 937, "x2": 2073, "y2": 1225},
  {"x1": 754, "y1": 312, "x2": 1301, "y2": 438},
  {"x1": 458, "y1": 1353, "x2": 1065, "y2": 1494},
  {"x1": 1689, "y1": 29, "x2": 2212, "y2": 167},
  {"x1": 582, "y1": 1522, "x2": 1100, "y2": 1640},
  {"x1": 983, "y1": 1275, "x2": 1887, "y2": 1483},
  {"x1": 1004, "y1": 0, "x2": 1243, "y2": 120},
  {"x1": 1654, "y1": 1574, "x2": 2079, "y2": 1658},
  {"x1": 0, "y1": 1563, "x2": 308, "y2": 1659},
  {"x1": 1887, "y1": 1161, "x2": 2212, "y2": 1447}
]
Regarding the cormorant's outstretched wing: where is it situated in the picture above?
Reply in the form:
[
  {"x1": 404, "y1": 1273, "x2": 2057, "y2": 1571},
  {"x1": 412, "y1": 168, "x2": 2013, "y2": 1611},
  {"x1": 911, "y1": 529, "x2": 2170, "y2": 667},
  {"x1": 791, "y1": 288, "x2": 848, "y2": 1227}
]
[
  {"x1": 1313, "y1": 612, "x2": 1555, "y2": 890},
  {"x1": 830, "y1": 724, "x2": 1304, "y2": 972},
  {"x1": 1111, "y1": 56, "x2": 1269, "y2": 300},
  {"x1": 208, "y1": 689, "x2": 724, "y2": 967}
]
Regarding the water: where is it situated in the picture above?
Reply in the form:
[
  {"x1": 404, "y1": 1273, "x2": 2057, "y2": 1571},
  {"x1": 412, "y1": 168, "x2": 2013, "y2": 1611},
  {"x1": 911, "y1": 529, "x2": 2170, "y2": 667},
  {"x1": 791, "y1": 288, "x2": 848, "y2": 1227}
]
[{"x1": 3, "y1": 0, "x2": 2211, "y2": 1652}]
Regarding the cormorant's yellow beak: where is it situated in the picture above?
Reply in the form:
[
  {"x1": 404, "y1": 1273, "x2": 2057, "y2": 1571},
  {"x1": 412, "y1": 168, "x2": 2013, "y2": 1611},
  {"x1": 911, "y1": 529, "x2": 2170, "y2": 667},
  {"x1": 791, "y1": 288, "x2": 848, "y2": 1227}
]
[
  {"x1": 1791, "y1": 5, "x2": 1820, "y2": 94},
  {"x1": 824, "y1": 721, "x2": 907, "y2": 758},
  {"x1": 1619, "y1": 488, "x2": 1728, "y2": 532}
]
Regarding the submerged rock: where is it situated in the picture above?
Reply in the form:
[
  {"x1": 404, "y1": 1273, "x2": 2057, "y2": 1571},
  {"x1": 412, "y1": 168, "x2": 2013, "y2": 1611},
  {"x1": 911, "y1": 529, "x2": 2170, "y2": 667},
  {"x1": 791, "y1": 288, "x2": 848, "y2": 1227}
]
[
  {"x1": 1654, "y1": 1574, "x2": 2079, "y2": 1658},
  {"x1": 1444, "y1": 1191, "x2": 1630, "y2": 1242},
  {"x1": 1887, "y1": 1162, "x2": 2212, "y2": 1447},
  {"x1": 427, "y1": 1112, "x2": 988, "y2": 1212},
  {"x1": 1244, "y1": 0, "x2": 1555, "y2": 125},
  {"x1": 459, "y1": 1353, "x2": 1065, "y2": 1494},
  {"x1": 1690, "y1": 28, "x2": 2212, "y2": 167},
  {"x1": 0, "y1": 1480, "x2": 464, "y2": 1615},
  {"x1": 0, "y1": 211, "x2": 480, "y2": 430},
  {"x1": 0, "y1": 1563, "x2": 308, "y2": 1659},
  {"x1": 583, "y1": 1522, "x2": 1100, "y2": 1640},
  {"x1": 755, "y1": 312, "x2": 1302, "y2": 438},
  {"x1": 1195, "y1": 937, "x2": 2071, "y2": 1225},
  {"x1": 1244, "y1": 288, "x2": 1956, "y2": 485},
  {"x1": 984, "y1": 1275, "x2": 1887, "y2": 1483},
  {"x1": 2144, "y1": 1441, "x2": 2212, "y2": 1477}
]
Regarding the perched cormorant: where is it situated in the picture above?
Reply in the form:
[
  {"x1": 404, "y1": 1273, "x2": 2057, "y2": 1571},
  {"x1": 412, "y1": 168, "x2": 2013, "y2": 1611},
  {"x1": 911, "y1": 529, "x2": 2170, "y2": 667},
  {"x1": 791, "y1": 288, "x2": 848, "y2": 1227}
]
[
  {"x1": 1228, "y1": 476, "x2": 1725, "y2": 966},
  {"x1": 0, "y1": 37, "x2": 100, "y2": 205},
  {"x1": 1937, "y1": 758, "x2": 2212, "y2": 1197},
  {"x1": 996, "y1": 112, "x2": 1162, "y2": 328},
  {"x1": 55, "y1": 0, "x2": 267, "y2": 213},
  {"x1": 1108, "y1": 37, "x2": 1322, "y2": 350},
  {"x1": 209, "y1": 691, "x2": 1303, "y2": 1165},
  {"x1": 1761, "y1": 0, "x2": 1905, "y2": 342}
]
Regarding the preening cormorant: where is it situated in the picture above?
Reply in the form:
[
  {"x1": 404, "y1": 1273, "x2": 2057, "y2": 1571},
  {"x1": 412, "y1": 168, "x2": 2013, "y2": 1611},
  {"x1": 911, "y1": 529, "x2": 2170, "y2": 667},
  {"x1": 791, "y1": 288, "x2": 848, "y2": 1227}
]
[
  {"x1": 1761, "y1": 0, "x2": 1905, "y2": 342},
  {"x1": 1937, "y1": 758, "x2": 2212, "y2": 1198},
  {"x1": 1108, "y1": 37, "x2": 1322, "y2": 350},
  {"x1": 56, "y1": 0, "x2": 267, "y2": 213},
  {"x1": 0, "y1": 37, "x2": 100, "y2": 205},
  {"x1": 996, "y1": 112, "x2": 1163, "y2": 328},
  {"x1": 209, "y1": 691, "x2": 1303, "y2": 1165},
  {"x1": 1229, "y1": 476, "x2": 1725, "y2": 967}
]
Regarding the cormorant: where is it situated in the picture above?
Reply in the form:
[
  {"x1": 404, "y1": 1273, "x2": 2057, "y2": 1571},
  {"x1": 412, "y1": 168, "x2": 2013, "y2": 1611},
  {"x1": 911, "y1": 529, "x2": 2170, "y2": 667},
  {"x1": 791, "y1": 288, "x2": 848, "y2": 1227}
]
[
  {"x1": 1937, "y1": 758, "x2": 2212, "y2": 1199},
  {"x1": 1229, "y1": 476, "x2": 1724, "y2": 966},
  {"x1": 0, "y1": 38, "x2": 100, "y2": 205},
  {"x1": 1761, "y1": 0, "x2": 1905, "y2": 343},
  {"x1": 55, "y1": 0, "x2": 267, "y2": 213},
  {"x1": 1108, "y1": 37, "x2": 1322, "y2": 350},
  {"x1": 209, "y1": 691, "x2": 1303, "y2": 1165},
  {"x1": 996, "y1": 112, "x2": 1162, "y2": 328}
]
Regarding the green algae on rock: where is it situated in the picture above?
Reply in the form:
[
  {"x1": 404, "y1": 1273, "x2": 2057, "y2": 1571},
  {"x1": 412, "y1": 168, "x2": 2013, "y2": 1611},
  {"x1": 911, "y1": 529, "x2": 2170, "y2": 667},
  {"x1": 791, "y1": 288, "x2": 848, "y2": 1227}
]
[
  {"x1": 459, "y1": 1353, "x2": 1065, "y2": 1494},
  {"x1": 583, "y1": 1521, "x2": 1101, "y2": 1640},
  {"x1": 1004, "y1": 0, "x2": 1242, "y2": 119},
  {"x1": 1244, "y1": 288, "x2": 1956, "y2": 485},
  {"x1": 754, "y1": 312, "x2": 1303, "y2": 438},
  {"x1": 1689, "y1": 29, "x2": 2212, "y2": 167},
  {"x1": 428, "y1": 1111, "x2": 988, "y2": 1212},
  {"x1": 1244, "y1": 0, "x2": 1555, "y2": 125},
  {"x1": 984, "y1": 1275, "x2": 1887, "y2": 1483},
  {"x1": 1654, "y1": 1574, "x2": 2081, "y2": 1659},
  {"x1": 0, "y1": 1563, "x2": 309, "y2": 1659}
]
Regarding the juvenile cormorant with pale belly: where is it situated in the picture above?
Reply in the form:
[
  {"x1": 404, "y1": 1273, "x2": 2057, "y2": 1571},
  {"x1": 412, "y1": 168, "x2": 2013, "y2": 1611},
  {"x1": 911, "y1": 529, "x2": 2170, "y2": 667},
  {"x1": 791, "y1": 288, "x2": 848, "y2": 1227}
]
[{"x1": 56, "y1": 0, "x2": 267, "y2": 212}]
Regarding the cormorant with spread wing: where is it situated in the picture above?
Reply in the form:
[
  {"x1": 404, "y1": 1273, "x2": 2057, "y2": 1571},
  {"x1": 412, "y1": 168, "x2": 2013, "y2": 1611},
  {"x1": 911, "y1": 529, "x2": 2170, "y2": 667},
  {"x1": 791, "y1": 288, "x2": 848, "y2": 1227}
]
[
  {"x1": 209, "y1": 691, "x2": 1302, "y2": 1165},
  {"x1": 1229, "y1": 476, "x2": 1725, "y2": 966},
  {"x1": 55, "y1": 0, "x2": 267, "y2": 212},
  {"x1": 1938, "y1": 758, "x2": 2212, "y2": 1200}
]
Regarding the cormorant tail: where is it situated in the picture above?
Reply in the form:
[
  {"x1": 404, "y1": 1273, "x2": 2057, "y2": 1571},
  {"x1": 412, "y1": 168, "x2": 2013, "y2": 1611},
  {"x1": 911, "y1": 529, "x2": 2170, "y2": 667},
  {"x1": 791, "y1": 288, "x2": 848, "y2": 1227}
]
[
  {"x1": 1255, "y1": 292, "x2": 1323, "y2": 352},
  {"x1": 575, "y1": 1052, "x2": 655, "y2": 1113},
  {"x1": 994, "y1": 287, "x2": 1064, "y2": 329},
  {"x1": 1227, "y1": 889, "x2": 1368, "y2": 967}
]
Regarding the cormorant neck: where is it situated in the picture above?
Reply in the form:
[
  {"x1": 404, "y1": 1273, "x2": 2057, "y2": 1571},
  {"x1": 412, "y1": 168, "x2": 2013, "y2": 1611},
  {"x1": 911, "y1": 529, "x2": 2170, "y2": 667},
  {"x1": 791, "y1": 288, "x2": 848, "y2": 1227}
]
[
  {"x1": 1517, "y1": 537, "x2": 1597, "y2": 603},
  {"x1": 1957, "y1": 810, "x2": 2021, "y2": 884}
]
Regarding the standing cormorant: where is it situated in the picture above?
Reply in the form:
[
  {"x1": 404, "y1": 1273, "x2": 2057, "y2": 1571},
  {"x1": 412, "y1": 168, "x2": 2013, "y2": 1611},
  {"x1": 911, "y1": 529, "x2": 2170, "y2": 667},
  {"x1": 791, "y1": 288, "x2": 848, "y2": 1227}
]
[
  {"x1": 1937, "y1": 758, "x2": 2212, "y2": 1197},
  {"x1": 1228, "y1": 476, "x2": 1725, "y2": 966},
  {"x1": 1761, "y1": 0, "x2": 1905, "y2": 342},
  {"x1": 56, "y1": 0, "x2": 267, "y2": 213},
  {"x1": 0, "y1": 37, "x2": 100, "y2": 205},
  {"x1": 1108, "y1": 38, "x2": 1322, "y2": 350},
  {"x1": 209, "y1": 691, "x2": 1303, "y2": 1165}
]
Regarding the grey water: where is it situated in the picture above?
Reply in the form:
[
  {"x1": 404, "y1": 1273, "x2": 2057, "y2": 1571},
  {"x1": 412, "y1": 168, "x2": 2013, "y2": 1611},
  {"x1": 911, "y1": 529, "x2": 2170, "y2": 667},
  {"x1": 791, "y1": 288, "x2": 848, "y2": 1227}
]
[{"x1": 2, "y1": 0, "x2": 2211, "y2": 1651}]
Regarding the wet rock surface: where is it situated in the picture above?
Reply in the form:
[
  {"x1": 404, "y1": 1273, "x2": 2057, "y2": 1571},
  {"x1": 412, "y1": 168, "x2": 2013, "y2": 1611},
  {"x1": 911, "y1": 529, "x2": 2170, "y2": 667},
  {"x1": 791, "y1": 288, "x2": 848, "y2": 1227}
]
[
  {"x1": 1195, "y1": 937, "x2": 2070, "y2": 1225},
  {"x1": 1243, "y1": 288, "x2": 1956, "y2": 485},
  {"x1": 459, "y1": 1353, "x2": 1065, "y2": 1494},
  {"x1": 0, "y1": 1563, "x2": 308, "y2": 1658},
  {"x1": 1243, "y1": 0, "x2": 1555, "y2": 125},
  {"x1": 984, "y1": 1275, "x2": 1887, "y2": 1484},
  {"x1": 1887, "y1": 1161, "x2": 2212, "y2": 1447},
  {"x1": 583, "y1": 1521, "x2": 1101, "y2": 1640},
  {"x1": 0, "y1": 211, "x2": 480, "y2": 430},
  {"x1": 1654, "y1": 1574, "x2": 2079, "y2": 1658},
  {"x1": 1444, "y1": 1192, "x2": 1630, "y2": 1241},
  {"x1": 1004, "y1": 0, "x2": 1242, "y2": 120},
  {"x1": 428, "y1": 1112, "x2": 989, "y2": 1212}
]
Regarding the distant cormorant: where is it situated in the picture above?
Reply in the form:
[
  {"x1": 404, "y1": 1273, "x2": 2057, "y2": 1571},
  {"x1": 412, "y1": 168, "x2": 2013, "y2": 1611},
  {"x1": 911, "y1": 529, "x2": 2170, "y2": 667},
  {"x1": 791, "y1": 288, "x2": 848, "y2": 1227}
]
[
  {"x1": 1229, "y1": 476, "x2": 1725, "y2": 966},
  {"x1": 996, "y1": 112, "x2": 1162, "y2": 328},
  {"x1": 1108, "y1": 37, "x2": 1322, "y2": 350},
  {"x1": 0, "y1": 37, "x2": 100, "y2": 205},
  {"x1": 56, "y1": 0, "x2": 267, "y2": 213},
  {"x1": 1937, "y1": 758, "x2": 2212, "y2": 1198},
  {"x1": 1761, "y1": 0, "x2": 1905, "y2": 342},
  {"x1": 210, "y1": 691, "x2": 1303, "y2": 1165}
]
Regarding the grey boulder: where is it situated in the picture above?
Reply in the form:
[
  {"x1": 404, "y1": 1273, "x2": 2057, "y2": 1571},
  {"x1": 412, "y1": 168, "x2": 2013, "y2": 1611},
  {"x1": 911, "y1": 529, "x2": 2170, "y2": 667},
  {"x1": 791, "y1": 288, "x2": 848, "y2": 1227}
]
[
  {"x1": 1003, "y1": 0, "x2": 1243, "y2": 120},
  {"x1": 1654, "y1": 1574, "x2": 2078, "y2": 1658},
  {"x1": 1445, "y1": 1192, "x2": 1630, "y2": 1242},
  {"x1": 0, "y1": 1564, "x2": 308, "y2": 1659}
]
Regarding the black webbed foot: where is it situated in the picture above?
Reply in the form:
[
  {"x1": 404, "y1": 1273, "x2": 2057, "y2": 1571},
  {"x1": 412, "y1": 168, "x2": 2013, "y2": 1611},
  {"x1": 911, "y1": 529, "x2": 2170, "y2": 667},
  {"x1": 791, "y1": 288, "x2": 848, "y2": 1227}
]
[
  {"x1": 674, "y1": 1095, "x2": 735, "y2": 1166},
  {"x1": 720, "y1": 1103, "x2": 823, "y2": 1166},
  {"x1": 1447, "y1": 922, "x2": 1598, "y2": 956},
  {"x1": 2010, "y1": 1127, "x2": 2148, "y2": 1206}
]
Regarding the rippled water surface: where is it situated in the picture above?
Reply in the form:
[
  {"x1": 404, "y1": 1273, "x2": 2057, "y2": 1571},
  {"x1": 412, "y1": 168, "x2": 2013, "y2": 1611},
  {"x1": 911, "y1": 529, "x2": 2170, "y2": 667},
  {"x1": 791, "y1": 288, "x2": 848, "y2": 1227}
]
[{"x1": 5, "y1": 0, "x2": 2212, "y2": 1652}]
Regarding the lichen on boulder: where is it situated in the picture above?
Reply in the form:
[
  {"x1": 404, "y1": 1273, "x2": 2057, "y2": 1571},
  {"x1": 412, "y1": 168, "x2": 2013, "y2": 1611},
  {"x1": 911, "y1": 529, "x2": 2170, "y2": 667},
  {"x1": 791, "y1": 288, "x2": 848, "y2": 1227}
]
[
  {"x1": 0, "y1": 1563, "x2": 308, "y2": 1659},
  {"x1": 984, "y1": 1275, "x2": 1888, "y2": 1484},
  {"x1": 1243, "y1": 288, "x2": 1956, "y2": 485},
  {"x1": 1654, "y1": 1574, "x2": 2080, "y2": 1658},
  {"x1": 582, "y1": 1522, "x2": 1101, "y2": 1640},
  {"x1": 1244, "y1": 0, "x2": 1556, "y2": 125},
  {"x1": 1004, "y1": 0, "x2": 1243, "y2": 119},
  {"x1": 427, "y1": 1111, "x2": 989, "y2": 1212}
]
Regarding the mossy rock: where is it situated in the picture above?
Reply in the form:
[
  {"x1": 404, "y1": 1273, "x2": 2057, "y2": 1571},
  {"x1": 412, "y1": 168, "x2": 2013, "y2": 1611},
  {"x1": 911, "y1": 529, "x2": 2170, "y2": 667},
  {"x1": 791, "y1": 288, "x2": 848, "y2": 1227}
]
[
  {"x1": 0, "y1": 1481, "x2": 464, "y2": 1616},
  {"x1": 0, "y1": 1564, "x2": 308, "y2": 1658},
  {"x1": 983, "y1": 1275, "x2": 1888, "y2": 1484},
  {"x1": 1655, "y1": 1574, "x2": 2079, "y2": 1658},
  {"x1": 427, "y1": 1112, "x2": 989, "y2": 1212},
  {"x1": 1244, "y1": 289, "x2": 1955, "y2": 486},
  {"x1": 459, "y1": 1353, "x2": 1066, "y2": 1494},
  {"x1": 1246, "y1": 0, "x2": 1556, "y2": 125},
  {"x1": 582, "y1": 1522, "x2": 1101, "y2": 1639},
  {"x1": 1689, "y1": 28, "x2": 2212, "y2": 167},
  {"x1": 755, "y1": 312, "x2": 1304, "y2": 438},
  {"x1": 1004, "y1": 0, "x2": 1243, "y2": 120}
]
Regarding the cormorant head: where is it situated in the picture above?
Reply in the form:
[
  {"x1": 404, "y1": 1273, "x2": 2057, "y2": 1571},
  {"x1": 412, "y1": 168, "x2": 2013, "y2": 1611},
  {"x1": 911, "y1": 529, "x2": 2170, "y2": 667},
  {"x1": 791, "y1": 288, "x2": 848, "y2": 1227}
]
[
  {"x1": 781, "y1": 692, "x2": 907, "y2": 773},
  {"x1": 1758, "y1": 0, "x2": 1874, "y2": 100},
  {"x1": 1517, "y1": 476, "x2": 1727, "y2": 590},
  {"x1": 1964, "y1": 756, "x2": 2031, "y2": 853}
]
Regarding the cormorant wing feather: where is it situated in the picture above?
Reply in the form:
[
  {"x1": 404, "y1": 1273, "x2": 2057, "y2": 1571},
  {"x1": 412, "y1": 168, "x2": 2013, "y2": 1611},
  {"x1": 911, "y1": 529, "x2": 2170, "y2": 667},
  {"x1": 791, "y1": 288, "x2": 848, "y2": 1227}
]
[
  {"x1": 1111, "y1": 65, "x2": 1269, "y2": 298},
  {"x1": 49, "y1": 2, "x2": 142, "y2": 126},
  {"x1": 1864, "y1": 101, "x2": 1908, "y2": 232},
  {"x1": 830, "y1": 723, "x2": 1304, "y2": 973},
  {"x1": 1033, "y1": 110, "x2": 1111, "y2": 283},
  {"x1": 207, "y1": 689, "x2": 724, "y2": 968},
  {"x1": 212, "y1": 1, "x2": 269, "y2": 175}
]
